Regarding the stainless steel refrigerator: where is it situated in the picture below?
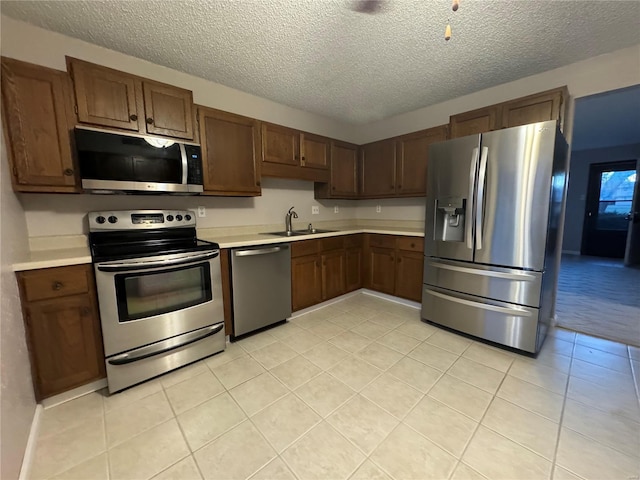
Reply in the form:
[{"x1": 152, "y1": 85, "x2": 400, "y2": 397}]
[{"x1": 422, "y1": 120, "x2": 568, "y2": 353}]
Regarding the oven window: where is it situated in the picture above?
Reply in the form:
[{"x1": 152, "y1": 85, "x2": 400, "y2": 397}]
[{"x1": 115, "y1": 263, "x2": 212, "y2": 322}]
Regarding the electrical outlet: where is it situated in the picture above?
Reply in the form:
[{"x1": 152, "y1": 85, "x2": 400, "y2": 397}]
[
  {"x1": 376, "y1": 205, "x2": 382, "y2": 213},
  {"x1": 197, "y1": 206, "x2": 206, "y2": 218},
  {"x1": 312, "y1": 206, "x2": 319, "y2": 215},
  {"x1": 334, "y1": 206, "x2": 339, "y2": 214}
]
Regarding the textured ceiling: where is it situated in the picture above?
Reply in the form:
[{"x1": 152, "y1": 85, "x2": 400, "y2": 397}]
[
  {"x1": 572, "y1": 85, "x2": 640, "y2": 151},
  {"x1": 1, "y1": 0, "x2": 639, "y2": 124}
]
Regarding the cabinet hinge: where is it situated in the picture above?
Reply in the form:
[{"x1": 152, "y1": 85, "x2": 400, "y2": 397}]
[
  {"x1": 12, "y1": 165, "x2": 18, "y2": 177},
  {"x1": 74, "y1": 104, "x2": 78, "y2": 114}
]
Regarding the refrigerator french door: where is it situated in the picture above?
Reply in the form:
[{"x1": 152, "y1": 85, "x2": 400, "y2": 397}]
[{"x1": 422, "y1": 121, "x2": 567, "y2": 353}]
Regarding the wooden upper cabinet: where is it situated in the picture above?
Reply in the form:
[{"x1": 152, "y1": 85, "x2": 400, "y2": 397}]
[
  {"x1": 300, "y1": 133, "x2": 329, "y2": 169},
  {"x1": 450, "y1": 106, "x2": 500, "y2": 139},
  {"x1": 395, "y1": 125, "x2": 448, "y2": 196},
  {"x1": 501, "y1": 87, "x2": 567, "y2": 129},
  {"x1": 198, "y1": 106, "x2": 261, "y2": 196},
  {"x1": 315, "y1": 140, "x2": 358, "y2": 199},
  {"x1": 68, "y1": 58, "x2": 140, "y2": 131},
  {"x1": 262, "y1": 123, "x2": 299, "y2": 166},
  {"x1": 360, "y1": 138, "x2": 396, "y2": 197},
  {"x1": 142, "y1": 81, "x2": 194, "y2": 139},
  {"x1": 1, "y1": 57, "x2": 78, "y2": 192},
  {"x1": 67, "y1": 57, "x2": 195, "y2": 139}
]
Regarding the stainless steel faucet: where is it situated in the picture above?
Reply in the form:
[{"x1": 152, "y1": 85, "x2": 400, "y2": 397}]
[{"x1": 285, "y1": 206, "x2": 298, "y2": 233}]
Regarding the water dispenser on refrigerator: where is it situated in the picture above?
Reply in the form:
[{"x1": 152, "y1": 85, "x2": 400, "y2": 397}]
[{"x1": 434, "y1": 197, "x2": 466, "y2": 242}]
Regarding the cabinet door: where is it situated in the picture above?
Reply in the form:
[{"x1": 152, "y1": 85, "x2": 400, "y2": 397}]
[
  {"x1": 360, "y1": 138, "x2": 396, "y2": 197},
  {"x1": 142, "y1": 81, "x2": 194, "y2": 139},
  {"x1": 1, "y1": 57, "x2": 78, "y2": 192},
  {"x1": 396, "y1": 125, "x2": 448, "y2": 196},
  {"x1": 301, "y1": 132, "x2": 329, "y2": 169},
  {"x1": 395, "y1": 250, "x2": 424, "y2": 302},
  {"x1": 449, "y1": 106, "x2": 500, "y2": 139},
  {"x1": 68, "y1": 58, "x2": 140, "y2": 131},
  {"x1": 291, "y1": 255, "x2": 321, "y2": 311},
  {"x1": 345, "y1": 247, "x2": 362, "y2": 292},
  {"x1": 321, "y1": 250, "x2": 346, "y2": 301},
  {"x1": 501, "y1": 88, "x2": 566, "y2": 129},
  {"x1": 198, "y1": 107, "x2": 261, "y2": 195},
  {"x1": 25, "y1": 294, "x2": 105, "y2": 400},
  {"x1": 332, "y1": 141, "x2": 359, "y2": 197},
  {"x1": 262, "y1": 123, "x2": 300, "y2": 166},
  {"x1": 368, "y1": 246, "x2": 396, "y2": 294}
]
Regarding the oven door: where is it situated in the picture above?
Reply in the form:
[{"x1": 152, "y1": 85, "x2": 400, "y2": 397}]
[{"x1": 94, "y1": 250, "x2": 224, "y2": 356}]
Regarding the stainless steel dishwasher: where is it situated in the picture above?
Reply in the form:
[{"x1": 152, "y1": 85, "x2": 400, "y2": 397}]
[{"x1": 231, "y1": 244, "x2": 292, "y2": 337}]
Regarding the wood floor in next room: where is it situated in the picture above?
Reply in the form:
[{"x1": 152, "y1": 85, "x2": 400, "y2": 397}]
[{"x1": 29, "y1": 293, "x2": 640, "y2": 480}]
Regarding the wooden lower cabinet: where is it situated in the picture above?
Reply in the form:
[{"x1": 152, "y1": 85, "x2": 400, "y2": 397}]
[
  {"x1": 345, "y1": 246, "x2": 362, "y2": 292},
  {"x1": 17, "y1": 264, "x2": 105, "y2": 400},
  {"x1": 395, "y1": 250, "x2": 424, "y2": 302},
  {"x1": 291, "y1": 254, "x2": 322, "y2": 311},
  {"x1": 321, "y1": 250, "x2": 345, "y2": 300},
  {"x1": 367, "y1": 246, "x2": 396, "y2": 294}
]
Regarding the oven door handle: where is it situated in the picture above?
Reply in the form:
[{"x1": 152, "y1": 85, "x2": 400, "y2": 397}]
[
  {"x1": 107, "y1": 324, "x2": 224, "y2": 366},
  {"x1": 96, "y1": 250, "x2": 219, "y2": 272}
]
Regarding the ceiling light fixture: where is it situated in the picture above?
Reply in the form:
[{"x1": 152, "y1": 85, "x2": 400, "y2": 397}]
[{"x1": 446, "y1": 0, "x2": 460, "y2": 41}]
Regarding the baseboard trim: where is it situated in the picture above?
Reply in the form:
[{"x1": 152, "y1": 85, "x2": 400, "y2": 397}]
[
  {"x1": 18, "y1": 404, "x2": 42, "y2": 480},
  {"x1": 41, "y1": 378, "x2": 108, "y2": 409},
  {"x1": 361, "y1": 289, "x2": 421, "y2": 310},
  {"x1": 289, "y1": 290, "x2": 361, "y2": 318}
]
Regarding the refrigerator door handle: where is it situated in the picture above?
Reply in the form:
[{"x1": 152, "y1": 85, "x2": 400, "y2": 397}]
[
  {"x1": 426, "y1": 261, "x2": 538, "y2": 281},
  {"x1": 424, "y1": 288, "x2": 533, "y2": 317},
  {"x1": 476, "y1": 146, "x2": 489, "y2": 251},
  {"x1": 467, "y1": 147, "x2": 479, "y2": 250}
]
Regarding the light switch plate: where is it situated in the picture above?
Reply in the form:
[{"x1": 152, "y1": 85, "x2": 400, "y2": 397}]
[
  {"x1": 197, "y1": 206, "x2": 206, "y2": 217},
  {"x1": 312, "y1": 206, "x2": 319, "y2": 215},
  {"x1": 376, "y1": 205, "x2": 382, "y2": 213},
  {"x1": 334, "y1": 206, "x2": 339, "y2": 214}
]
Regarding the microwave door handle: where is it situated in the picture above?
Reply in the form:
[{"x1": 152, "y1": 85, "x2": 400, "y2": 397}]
[
  {"x1": 179, "y1": 143, "x2": 188, "y2": 185},
  {"x1": 96, "y1": 250, "x2": 219, "y2": 272},
  {"x1": 476, "y1": 146, "x2": 489, "y2": 251},
  {"x1": 107, "y1": 324, "x2": 224, "y2": 365}
]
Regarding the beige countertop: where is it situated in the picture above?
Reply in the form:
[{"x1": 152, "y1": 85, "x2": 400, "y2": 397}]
[{"x1": 13, "y1": 224, "x2": 425, "y2": 271}]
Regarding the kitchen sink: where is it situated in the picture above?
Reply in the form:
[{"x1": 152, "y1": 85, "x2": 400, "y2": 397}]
[{"x1": 264, "y1": 229, "x2": 337, "y2": 237}]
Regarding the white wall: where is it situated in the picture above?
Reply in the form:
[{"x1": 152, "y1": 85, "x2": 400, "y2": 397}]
[
  {"x1": 0, "y1": 123, "x2": 35, "y2": 480},
  {"x1": 356, "y1": 44, "x2": 640, "y2": 145},
  {"x1": 562, "y1": 143, "x2": 640, "y2": 253}
]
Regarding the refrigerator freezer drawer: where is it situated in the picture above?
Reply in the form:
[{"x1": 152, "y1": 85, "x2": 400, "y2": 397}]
[
  {"x1": 421, "y1": 286, "x2": 539, "y2": 353},
  {"x1": 424, "y1": 259, "x2": 542, "y2": 307}
]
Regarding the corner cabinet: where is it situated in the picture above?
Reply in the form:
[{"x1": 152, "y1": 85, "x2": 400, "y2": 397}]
[
  {"x1": 1, "y1": 57, "x2": 79, "y2": 193},
  {"x1": 360, "y1": 138, "x2": 397, "y2": 197},
  {"x1": 315, "y1": 140, "x2": 359, "y2": 199},
  {"x1": 67, "y1": 57, "x2": 195, "y2": 140},
  {"x1": 17, "y1": 264, "x2": 105, "y2": 401},
  {"x1": 395, "y1": 125, "x2": 448, "y2": 196},
  {"x1": 198, "y1": 106, "x2": 261, "y2": 196}
]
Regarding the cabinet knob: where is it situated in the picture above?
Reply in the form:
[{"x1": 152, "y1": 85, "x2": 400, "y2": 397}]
[
  {"x1": 410, "y1": 243, "x2": 415, "y2": 248},
  {"x1": 146, "y1": 117, "x2": 154, "y2": 125},
  {"x1": 398, "y1": 258, "x2": 402, "y2": 263},
  {"x1": 81, "y1": 307, "x2": 91, "y2": 316},
  {"x1": 52, "y1": 281, "x2": 63, "y2": 291},
  {"x1": 63, "y1": 168, "x2": 74, "y2": 176},
  {"x1": 256, "y1": 181, "x2": 261, "y2": 186},
  {"x1": 332, "y1": 186, "x2": 336, "y2": 190},
  {"x1": 130, "y1": 114, "x2": 138, "y2": 121}
]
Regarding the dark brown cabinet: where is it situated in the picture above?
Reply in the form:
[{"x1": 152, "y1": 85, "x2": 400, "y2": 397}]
[
  {"x1": 67, "y1": 57, "x2": 194, "y2": 140},
  {"x1": 261, "y1": 123, "x2": 329, "y2": 182},
  {"x1": 315, "y1": 140, "x2": 358, "y2": 199},
  {"x1": 365, "y1": 234, "x2": 424, "y2": 302},
  {"x1": 291, "y1": 251, "x2": 322, "y2": 312},
  {"x1": 1, "y1": 57, "x2": 78, "y2": 193},
  {"x1": 360, "y1": 138, "x2": 396, "y2": 197},
  {"x1": 17, "y1": 264, "x2": 105, "y2": 401},
  {"x1": 198, "y1": 106, "x2": 261, "y2": 196},
  {"x1": 321, "y1": 250, "x2": 346, "y2": 300},
  {"x1": 449, "y1": 106, "x2": 500, "y2": 139},
  {"x1": 395, "y1": 125, "x2": 448, "y2": 196},
  {"x1": 501, "y1": 88, "x2": 566, "y2": 129},
  {"x1": 345, "y1": 234, "x2": 363, "y2": 292}
]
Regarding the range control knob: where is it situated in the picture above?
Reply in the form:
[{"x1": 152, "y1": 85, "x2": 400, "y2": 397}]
[
  {"x1": 185, "y1": 214, "x2": 192, "y2": 221},
  {"x1": 108, "y1": 216, "x2": 118, "y2": 224},
  {"x1": 95, "y1": 216, "x2": 106, "y2": 224},
  {"x1": 176, "y1": 214, "x2": 183, "y2": 221},
  {"x1": 166, "y1": 215, "x2": 174, "y2": 222}
]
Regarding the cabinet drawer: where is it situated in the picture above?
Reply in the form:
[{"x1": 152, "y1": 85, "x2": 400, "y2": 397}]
[
  {"x1": 368, "y1": 234, "x2": 397, "y2": 249},
  {"x1": 344, "y1": 234, "x2": 363, "y2": 248},
  {"x1": 19, "y1": 265, "x2": 91, "y2": 302},
  {"x1": 396, "y1": 236, "x2": 424, "y2": 252},
  {"x1": 321, "y1": 237, "x2": 344, "y2": 252},
  {"x1": 291, "y1": 239, "x2": 320, "y2": 258}
]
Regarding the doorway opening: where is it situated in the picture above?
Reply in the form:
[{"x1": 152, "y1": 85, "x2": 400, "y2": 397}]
[{"x1": 556, "y1": 84, "x2": 640, "y2": 346}]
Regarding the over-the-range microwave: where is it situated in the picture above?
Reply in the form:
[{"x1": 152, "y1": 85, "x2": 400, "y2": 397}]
[{"x1": 75, "y1": 127, "x2": 204, "y2": 195}]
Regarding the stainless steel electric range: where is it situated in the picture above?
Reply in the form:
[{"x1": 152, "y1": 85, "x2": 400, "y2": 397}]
[{"x1": 88, "y1": 209, "x2": 225, "y2": 393}]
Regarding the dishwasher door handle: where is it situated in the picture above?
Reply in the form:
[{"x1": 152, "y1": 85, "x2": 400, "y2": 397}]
[{"x1": 234, "y1": 246, "x2": 286, "y2": 257}]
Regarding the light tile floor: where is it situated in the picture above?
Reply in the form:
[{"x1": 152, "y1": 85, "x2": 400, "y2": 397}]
[{"x1": 30, "y1": 293, "x2": 640, "y2": 480}]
